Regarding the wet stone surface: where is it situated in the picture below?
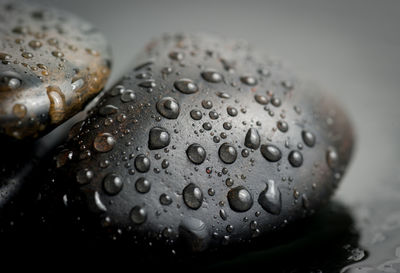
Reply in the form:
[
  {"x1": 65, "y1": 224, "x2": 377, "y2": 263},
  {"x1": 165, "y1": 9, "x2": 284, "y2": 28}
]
[{"x1": 37, "y1": 33, "x2": 355, "y2": 254}]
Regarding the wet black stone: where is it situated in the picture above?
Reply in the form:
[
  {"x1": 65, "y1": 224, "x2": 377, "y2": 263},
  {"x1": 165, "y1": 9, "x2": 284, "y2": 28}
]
[{"x1": 47, "y1": 33, "x2": 354, "y2": 254}]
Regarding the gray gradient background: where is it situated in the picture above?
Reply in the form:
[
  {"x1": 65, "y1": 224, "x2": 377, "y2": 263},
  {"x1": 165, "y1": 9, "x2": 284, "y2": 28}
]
[{"x1": 36, "y1": 0, "x2": 400, "y2": 269}]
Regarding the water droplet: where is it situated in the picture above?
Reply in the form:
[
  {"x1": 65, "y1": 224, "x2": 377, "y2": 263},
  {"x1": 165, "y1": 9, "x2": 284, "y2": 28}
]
[
  {"x1": 103, "y1": 173, "x2": 123, "y2": 195},
  {"x1": 240, "y1": 75, "x2": 258, "y2": 86},
  {"x1": 130, "y1": 206, "x2": 147, "y2": 224},
  {"x1": 76, "y1": 168, "x2": 94, "y2": 185},
  {"x1": 201, "y1": 69, "x2": 223, "y2": 83},
  {"x1": 174, "y1": 79, "x2": 198, "y2": 94},
  {"x1": 225, "y1": 178, "x2": 234, "y2": 187},
  {"x1": 110, "y1": 85, "x2": 125, "y2": 96},
  {"x1": 47, "y1": 86, "x2": 66, "y2": 123},
  {"x1": 255, "y1": 94, "x2": 269, "y2": 105},
  {"x1": 219, "y1": 143, "x2": 239, "y2": 166},
  {"x1": 202, "y1": 122, "x2": 212, "y2": 131},
  {"x1": 258, "y1": 179, "x2": 282, "y2": 215},
  {"x1": 209, "y1": 111, "x2": 219, "y2": 120},
  {"x1": 186, "y1": 143, "x2": 206, "y2": 164},
  {"x1": 244, "y1": 128, "x2": 260, "y2": 150},
  {"x1": 216, "y1": 92, "x2": 231, "y2": 99},
  {"x1": 0, "y1": 52, "x2": 12, "y2": 62},
  {"x1": 219, "y1": 209, "x2": 227, "y2": 220},
  {"x1": 99, "y1": 105, "x2": 118, "y2": 116},
  {"x1": 326, "y1": 147, "x2": 339, "y2": 169},
  {"x1": 156, "y1": 97, "x2": 180, "y2": 119},
  {"x1": 227, "y1": 106, "x2": 238, "y2": 117},
  {"x1": 160, "y1": 193, "x2": 173, "y2": 205},
  {"x1": 0, "y1": 73, "x2": 21, "y2": 91},
  {"x1": 94, "y1": 132, "x2": 116, "y2": 152},
  {"x1": 21, "y1": 52, "x2": 33, "y2": 59},
  {"x1": 120, "y1": 90, "x2": 135, "y2": 102},
  {"x1": 94, "y1": 191, "x2": 107, "y2": 212},
  {"x1": 135, "y1": 177, "x2": 151, "y2": 193},
  {"x1": 277, "y1": 120, "x2": 289, "y2": 132},
  {"x1": 271, "y1": 97, "x2": 281, "y2": 107},
  {"x1": 201, "y1": 100, "x2": 213, "y2": 109},
  {"x1": 169, "y1": 51, "x2": 184, "y2": 61},
  {"x1": 288, "y1": 150, "x2": 303, "y2": 167},
  {"x1": 139, "y1": 79, "x2": 156, "y2": 88},
  {"x1": 226, "y1": 225, "x2": 234, "y2": 233},
  {"x1": 28, "y1": 40, "x2": 42, "y2": 49},
  {"x1": 148, "y1": 127, "x2": 170, "y2": 150},
  {"x1": 159, "y1": 159, "x2": 168, "y2": 169},
  {"x1": 227, "y1": 186, "x2": 253, "y2": 212},
  {"x1": 71, "y1": 79, "x2": 84, "y2": 91},
  {"x1": 12, "y1": 103, "x2": 27, "y2": 118},
  {"x1": 302, "y1": 130, "x2": 316, "y2": 147},
  {"x1": 51, "y1": 51, "x2": 64, "y2": 58},
  {"x1": 179, "y1": 217, "x2": 209, "y2": 252},
  {"x1": 223, "y1": 122, "x2": 232, "y2": 130},
  {"x1": 135, "y1": 154, "x2": 151, "y2": 173},
  {"x1": 183, "y1": 183, "x2": 203, "y2": 210},
  {"x1": 241, "y1": 149, "x2": 250, "y2": 157},
  {"x1": 260, "y1": 144, "x2": 282, "y2": 162},
  {"x1": 190, "y1": 109, "x2": 202, "y2": 120}
]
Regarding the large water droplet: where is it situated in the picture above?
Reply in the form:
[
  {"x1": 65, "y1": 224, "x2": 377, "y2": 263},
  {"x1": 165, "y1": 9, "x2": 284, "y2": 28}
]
[
  {"x1": 186, "y1": 143, "x2": 206, "y2": 164},
  {"x1": 94, "y1": 132, "x2": 116, "y2": 152},
  {"x1": 135, "y1": 154, "x2": 151, "y2": 173},
  {"x1": 277, "y1": 120, "x2": 289, "y2": 132},
  {"x1": 288, "y1": 150, "x2": 303, "y2": 167},
  {"x1": 179, "y1": 217, "x2": 209, "y2": 252},
  {"x1": 227, "y1": 106, "x2": 238, "y2": 117},
  {"x1": 302, "y1": 130, "x2": 316, "y2": 147},
  {"x1": 120, "y1": 90, "x2": 136, "y2": 102},
  {"x1": 227, "y1": 186, "x2": 253, "y2": 212},
  {"x1": 130, "y1": 206, "x2": 147, "y2": 224},
  {"x1": 201, "y1": 100, "x2": 213, "y2": 109},
  {"x1": 258, "y1": 179, "x2": 281, "y2": 215},
  {"x1": 183, "y1": 183, "x2": 203, "y2": 210},
  {"x1": 135, "y1": 177, "x2": 151, "y2": 193},
  {"x1": 174, "y1": 79, "x2": 198, "y2": 94},
  {"x1": 160, "y1": 193, "x2": 173, "y2": 205},
  {"x1": 255, "y1": 94, "x2": 269, "y2": 105},
  {"x1": 148, "y1": 127, "x2": 170, "y2": 150},
  {"x1": 156, "y1": 97, "x2": 180, "y2": 119},
  {"x1": 260, "y1": 144, "x2": 282, "y2": 162},
  {"x1": 244, "y1": 128, "x2": 260, "y2": 150},
  {"x1": 47, "y1": 86, "x2": 66, "y2": 123},
  {"x1": 103, "y1": 173, "x2": 123, "y2": 195},
  {"x1": 76, "y1": 168, "x2": 94, "y2": 185},
  {"x1": 190, "y1": 109, "x2": 202, "y2": 120},
  {"x1": 219, "y1": 143, "x2": 237, "y2": 164}
]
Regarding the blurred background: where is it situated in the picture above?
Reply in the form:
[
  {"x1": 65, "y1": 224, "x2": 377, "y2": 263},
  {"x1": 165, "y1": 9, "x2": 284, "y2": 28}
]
[{"x1": 31, "y1": 0, "x2": 400, "y2": 271}]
